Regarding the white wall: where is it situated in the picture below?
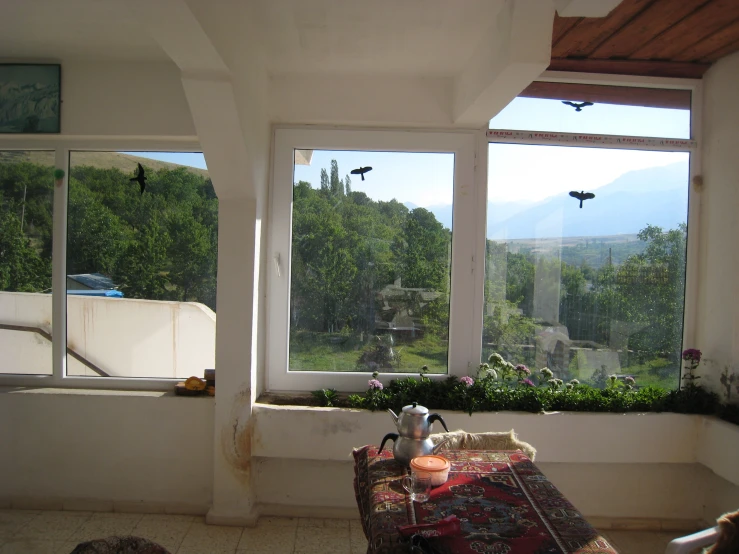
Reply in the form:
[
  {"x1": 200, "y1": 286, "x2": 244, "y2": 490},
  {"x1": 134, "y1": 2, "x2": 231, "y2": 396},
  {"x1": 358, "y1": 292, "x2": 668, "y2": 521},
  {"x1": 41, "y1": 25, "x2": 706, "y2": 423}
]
[
  {"x1": 0, "y1": 388, "x2": 214, "y2": 513},
  {"x1": 696, "y1": 51, "x2": 739, "y2": 397},
  {"x1": 61, "y1": 61, "x2": 196, "y2": 138},
  {"x1": 0, "y1": 292, "x2": 215, "y2": 379}
]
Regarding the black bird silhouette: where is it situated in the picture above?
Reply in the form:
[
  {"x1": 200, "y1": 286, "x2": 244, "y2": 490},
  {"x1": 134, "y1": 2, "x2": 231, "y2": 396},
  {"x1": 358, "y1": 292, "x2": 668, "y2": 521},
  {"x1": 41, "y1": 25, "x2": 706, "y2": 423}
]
[
  {"x1": 350, "y1": 166, "x2": 373, "y2": 181},
  {"x1": 562, "y1": 101, "x2": 594, "y2": 112},
  {"x1": 569, "y1": 190, "x2": 595, "y2": 208},
  {"x1": 130, "y1": 163, "x2": 147, "y2": 195}
]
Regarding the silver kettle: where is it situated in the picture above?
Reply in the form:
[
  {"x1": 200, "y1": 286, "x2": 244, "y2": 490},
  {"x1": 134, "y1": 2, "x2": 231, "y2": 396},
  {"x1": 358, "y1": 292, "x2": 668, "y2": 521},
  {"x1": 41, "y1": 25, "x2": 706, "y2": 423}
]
[{"x1": 379, "y1": 403, "x2": 449, "y2": 466}]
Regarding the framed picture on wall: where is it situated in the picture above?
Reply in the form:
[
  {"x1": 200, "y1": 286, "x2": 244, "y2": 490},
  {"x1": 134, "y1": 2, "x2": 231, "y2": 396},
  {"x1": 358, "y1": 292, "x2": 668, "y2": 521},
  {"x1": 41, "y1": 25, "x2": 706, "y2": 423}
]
[{"x1": 0, "y1": 64, "x2": 61, "y2": 134}]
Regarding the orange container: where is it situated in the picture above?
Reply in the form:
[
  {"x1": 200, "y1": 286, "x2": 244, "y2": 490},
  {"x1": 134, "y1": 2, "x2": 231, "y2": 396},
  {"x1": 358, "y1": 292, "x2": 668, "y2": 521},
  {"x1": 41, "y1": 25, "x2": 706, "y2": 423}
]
[{"x1": 410, "y1": 455, "x2": 451, "y2": 486}]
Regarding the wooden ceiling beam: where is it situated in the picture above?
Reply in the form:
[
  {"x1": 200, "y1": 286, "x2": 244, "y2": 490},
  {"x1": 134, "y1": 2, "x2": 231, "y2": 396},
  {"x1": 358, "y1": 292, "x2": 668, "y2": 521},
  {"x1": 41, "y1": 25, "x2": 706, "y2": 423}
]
[
  {"x1": 590, "y1": 0, "x2": 712, "y2": 59},
  {"x1": 674, "y1": 18, "x2": 739, "y2": 61},
  {"x1": 548, "y1": 58, "x2": 711, "y2": 78},
  {"x1": 551, "y1": 0, "x2": 654, "y2": 58},
  {"x1": 552, "y1": 17, "x2": 582, "y2": 47},
  {"x1": 519, "y1": 81, "x2": 692, "y2": 109},
  {"x1": 630, "y1": 0, "x2": 739, "y2": 60},
  {"x1": 699, "y1": 37, "x2": 739, "y2": 62}
]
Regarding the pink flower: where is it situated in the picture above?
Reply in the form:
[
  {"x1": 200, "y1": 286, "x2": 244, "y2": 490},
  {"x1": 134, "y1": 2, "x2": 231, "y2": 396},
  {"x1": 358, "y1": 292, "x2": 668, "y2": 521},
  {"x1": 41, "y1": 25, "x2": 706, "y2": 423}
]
[
  {"x1": 460, "y1": 376, "x2": 475, "y2": 387},
  {"x1": 522, "y1": 379, "x2": 535, "y2": 387},
  {"x1": 682, "y1": 349, "x2": 702, "y2": 363},
  {"x1": 624, "y1": 376, "x2": 636, "y2": 385},
  {"x1": 515, "y1": 364, "x2": 531, "y2": 376},
  {"x1": 368, "y1": 379, "x2": 383, "y2": 390}
]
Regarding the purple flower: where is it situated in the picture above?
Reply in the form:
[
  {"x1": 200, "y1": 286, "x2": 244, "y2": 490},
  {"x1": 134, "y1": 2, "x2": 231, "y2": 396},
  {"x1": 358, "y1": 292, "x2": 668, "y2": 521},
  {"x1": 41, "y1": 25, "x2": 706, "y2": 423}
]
[
  {"x1": 368, "y1": 379, "x2": 383, "y2": 390},
  {"x1": 682, "y1": 349, "x2": 702, "y2": 363},
  {"x1": 515, "y1": 364, "x2": 531, "y2": 376},
  {"x1": 460, "y1": 376, "x2": 475, "y2": 387},
  {"x1": 522, "y1": 378, "x2": 535, "y2": 387}
]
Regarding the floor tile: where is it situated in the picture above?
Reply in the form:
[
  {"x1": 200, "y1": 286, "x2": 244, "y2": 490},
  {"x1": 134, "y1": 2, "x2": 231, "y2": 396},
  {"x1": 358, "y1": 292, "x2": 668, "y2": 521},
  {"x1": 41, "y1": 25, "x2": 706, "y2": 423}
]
[
  {"x1": 606, "y1": 530, "x2": 685, "y2": 554},
  {"x1": 13, "y1": 511, "x2": 92, "y2": 541},
  {"x1": 177, "y1": 520, "x2": 243, "y2": 554},
  {"x1": 130, "y1": 514, "x2": 193, "y2": 552},
  {"x1": 257, "y1": 516, "x2": 299, "y2": 528},
  {"x1": 67, "y1": 512, "x2": 143, "y2": 543},
  {"x1": 0, "y1": 510, "x2": 39, "y2": 539},
  {"x1": 0, "y1": 538, "x2": 66, "y2": 554},
  {"x1": 55, "y1": 542, "x2": 78, "y2": 554},
  {"x1": 297, "y1": 517, "x2": 349, "y2": 529},
  {"x1": 294, "y1": 526, "x2": 351, "y2": 554},
  {"x1": 237, "y1": 524, "x2": 296, "y2": 553}
]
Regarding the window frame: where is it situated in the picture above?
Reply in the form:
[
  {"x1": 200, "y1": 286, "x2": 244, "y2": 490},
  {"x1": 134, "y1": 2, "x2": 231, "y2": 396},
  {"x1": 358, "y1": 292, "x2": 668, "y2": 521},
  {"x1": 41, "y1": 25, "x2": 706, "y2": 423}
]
[
  {"x1": 266, "y1": 127, "x2": 481, "y2": 392},
  {"x1": 0, "y1": 137, "x2": 203, "y2": 391}
]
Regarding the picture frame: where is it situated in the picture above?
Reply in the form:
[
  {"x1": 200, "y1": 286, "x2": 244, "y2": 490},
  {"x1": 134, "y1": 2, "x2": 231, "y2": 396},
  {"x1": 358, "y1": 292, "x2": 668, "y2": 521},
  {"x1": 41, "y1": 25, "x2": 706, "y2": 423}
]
[{"x1": 0, "y1": 64, "x2": 61, "y2": 134}]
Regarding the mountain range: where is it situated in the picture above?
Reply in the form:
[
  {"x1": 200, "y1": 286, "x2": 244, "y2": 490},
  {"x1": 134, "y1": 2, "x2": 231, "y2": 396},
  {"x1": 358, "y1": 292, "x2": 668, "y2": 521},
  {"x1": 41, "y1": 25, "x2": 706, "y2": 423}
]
[{"x1": 409, "y1": 161, "x2": 690, "y2": 240}]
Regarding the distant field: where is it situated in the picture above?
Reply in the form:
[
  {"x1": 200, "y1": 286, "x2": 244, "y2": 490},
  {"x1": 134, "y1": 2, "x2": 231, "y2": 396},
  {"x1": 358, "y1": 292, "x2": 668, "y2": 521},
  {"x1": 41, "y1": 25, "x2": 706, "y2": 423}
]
[{"x1": 495, "y1": 234, "x2": 647, "y2": 269}]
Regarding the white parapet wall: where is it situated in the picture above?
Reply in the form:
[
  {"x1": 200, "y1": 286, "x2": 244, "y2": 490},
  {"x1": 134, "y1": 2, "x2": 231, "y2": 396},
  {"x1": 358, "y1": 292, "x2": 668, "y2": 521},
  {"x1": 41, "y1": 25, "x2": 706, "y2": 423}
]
[
  {"x1": 252, "y1": 405, "x2": 739, "y2": 524},
  {"x1": 0, "y1": 291, "x2": 215, "y2": 378}
]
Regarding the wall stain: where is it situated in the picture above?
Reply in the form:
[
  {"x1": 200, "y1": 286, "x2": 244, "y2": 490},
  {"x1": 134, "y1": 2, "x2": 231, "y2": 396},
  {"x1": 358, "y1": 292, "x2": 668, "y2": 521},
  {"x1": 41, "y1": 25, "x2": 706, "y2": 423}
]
[
  {"x1": 220, "y1": 388, "x2": 254, "y2": 485},
  {"x1": 322, "y1": 418, "x2": 361, "y2": 436}
]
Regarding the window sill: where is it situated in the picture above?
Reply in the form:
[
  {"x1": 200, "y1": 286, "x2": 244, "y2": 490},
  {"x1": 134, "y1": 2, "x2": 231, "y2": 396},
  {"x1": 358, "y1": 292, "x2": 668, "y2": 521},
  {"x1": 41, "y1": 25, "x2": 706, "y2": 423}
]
[{"x1": 0, "y1": 386, "x2": 213, "y2": 399}]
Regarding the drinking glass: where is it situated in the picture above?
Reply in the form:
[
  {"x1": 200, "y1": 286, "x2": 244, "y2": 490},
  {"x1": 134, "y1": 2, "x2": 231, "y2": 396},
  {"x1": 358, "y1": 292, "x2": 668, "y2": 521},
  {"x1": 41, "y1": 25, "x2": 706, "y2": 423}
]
[{"x1": 403, "y1": 472, "x2": 432, "y2": 503}]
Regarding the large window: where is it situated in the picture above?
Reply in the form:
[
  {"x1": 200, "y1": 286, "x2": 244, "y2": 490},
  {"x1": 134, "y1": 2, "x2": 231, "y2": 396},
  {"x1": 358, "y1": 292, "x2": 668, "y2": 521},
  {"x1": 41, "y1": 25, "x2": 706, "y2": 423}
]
[
  {"x1": 484, "y1": 144, "x2": 689, "y2": 389},
  {"x1": 65, "y1": 151, "x2": 217, "y2": 379},
  {"x1": 0, "y1": 151, "x2": 54, "y2": 375},
  {"x1": 267, "y1": 129, "x2": 477, "y2": 391}
]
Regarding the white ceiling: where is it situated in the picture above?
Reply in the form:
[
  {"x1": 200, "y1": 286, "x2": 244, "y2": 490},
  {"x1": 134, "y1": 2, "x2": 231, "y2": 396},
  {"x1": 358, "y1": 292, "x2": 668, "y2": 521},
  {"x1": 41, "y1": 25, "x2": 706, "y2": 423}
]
[
  {"x1": 1, "y1": 0, "x2": 505, "y2": 76},
  {"x1": 0, "y1": 0, "x2": 169, "y2": 62}
]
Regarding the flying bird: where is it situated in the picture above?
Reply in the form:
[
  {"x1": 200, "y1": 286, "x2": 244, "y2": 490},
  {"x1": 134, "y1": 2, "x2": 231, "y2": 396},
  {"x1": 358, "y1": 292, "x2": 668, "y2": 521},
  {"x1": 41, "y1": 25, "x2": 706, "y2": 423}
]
[
  {"x1": 130, "y1": 163, "x2": 147, "y2": 195},
  {"x1": 350, "y1": 166, "x2": 373, "y2": 181},
  {"x1": 569, "y1": 190, "x2": 595, "y2": 208},
  {"x1": 562, "y1": 101, "x2": 594, "y2": 112}
]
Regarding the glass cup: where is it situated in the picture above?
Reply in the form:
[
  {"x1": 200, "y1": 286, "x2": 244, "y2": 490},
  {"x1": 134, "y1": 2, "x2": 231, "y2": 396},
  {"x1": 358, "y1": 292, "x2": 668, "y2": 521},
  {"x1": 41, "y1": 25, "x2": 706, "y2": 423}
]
[{"x1": 403, "y1": 471, "x2": 432, "y2": 503}]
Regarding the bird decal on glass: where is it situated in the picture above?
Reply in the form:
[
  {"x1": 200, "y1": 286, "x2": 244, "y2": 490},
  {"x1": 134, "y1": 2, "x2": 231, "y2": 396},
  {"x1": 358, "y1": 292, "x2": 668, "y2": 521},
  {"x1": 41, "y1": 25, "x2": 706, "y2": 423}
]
[
  {"x1": 562, "y1": 101, "x2": 594, "y2": 112},
  {"x1": 569, "y1": 190, "x2": 595, "y2": 208},
  {"x1": 350, "y1": 166, "x2": 373, "y2": 181},
  {"x1": 130, "y1": 163, "x2": 147, "y2": 195}
]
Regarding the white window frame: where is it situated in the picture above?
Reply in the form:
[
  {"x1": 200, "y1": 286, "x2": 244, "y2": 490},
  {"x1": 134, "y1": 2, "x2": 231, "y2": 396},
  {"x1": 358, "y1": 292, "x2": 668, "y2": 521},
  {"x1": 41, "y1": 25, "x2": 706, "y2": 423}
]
[
  {"x1": 266, "y1": 127, "x2": 482, "y2": 392},
  {"x1": 487, "y1": 72, "x2": 702, "y2": 377},
  {"x1": 0, "y1": 137, "x2": 203, "y2": 391}
]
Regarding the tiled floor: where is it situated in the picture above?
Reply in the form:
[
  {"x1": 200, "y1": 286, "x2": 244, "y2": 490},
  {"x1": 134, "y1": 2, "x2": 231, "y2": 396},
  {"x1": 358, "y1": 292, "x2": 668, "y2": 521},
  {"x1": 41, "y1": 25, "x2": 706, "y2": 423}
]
[{"x1": 0, "y1": 509, "x2": 687, "y2": 553}]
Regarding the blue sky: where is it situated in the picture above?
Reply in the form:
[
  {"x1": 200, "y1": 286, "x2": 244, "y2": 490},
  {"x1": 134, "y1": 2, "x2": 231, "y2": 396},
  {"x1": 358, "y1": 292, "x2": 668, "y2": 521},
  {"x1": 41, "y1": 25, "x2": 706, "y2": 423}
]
[{"x1": 125, "y1": 97, "x2": 691, "y2": 206}]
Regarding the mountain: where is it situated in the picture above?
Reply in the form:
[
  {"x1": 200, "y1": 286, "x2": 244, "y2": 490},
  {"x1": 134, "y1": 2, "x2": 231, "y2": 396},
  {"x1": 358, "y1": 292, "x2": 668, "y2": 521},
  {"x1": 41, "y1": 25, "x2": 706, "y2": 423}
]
[
  {"x1": 0, "y1": 81, "x2": 60, "y2": 132},
  {"x1": 409, "y1": 161, "x2": 689, "y2": 240},
  {"x1": 488, "y1": 161, "x2": 689, "y2": 239}
]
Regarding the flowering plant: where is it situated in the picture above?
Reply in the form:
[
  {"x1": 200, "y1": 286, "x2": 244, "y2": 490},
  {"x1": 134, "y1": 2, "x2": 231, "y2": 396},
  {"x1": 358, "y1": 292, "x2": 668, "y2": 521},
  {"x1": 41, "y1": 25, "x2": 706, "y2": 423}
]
[
  {"x1": 681, "y1": 348, "x2": 702, "y2": 386},
  {"x1": 460, "y1": 376, "x2": 475, "y2": 387}
]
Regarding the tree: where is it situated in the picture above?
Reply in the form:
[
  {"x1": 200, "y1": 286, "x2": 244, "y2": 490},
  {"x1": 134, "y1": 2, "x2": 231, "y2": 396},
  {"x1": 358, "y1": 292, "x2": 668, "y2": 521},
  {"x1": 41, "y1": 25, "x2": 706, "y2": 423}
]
[
  {"x1": 166, "y1": 210, "x2": 213, "y2": 302},
  {"x1": 320, "y1": 168, "x2": 329, "y2": 192},
  {"x1": 345, "y1": 174, "x2": 352, "y2": 195},
  {"x1": 330, "y1": 159, "x2": 343, "y2": 197},
  {"x1": 0, "y1": 202, "x2": 51, "y2": 292}
]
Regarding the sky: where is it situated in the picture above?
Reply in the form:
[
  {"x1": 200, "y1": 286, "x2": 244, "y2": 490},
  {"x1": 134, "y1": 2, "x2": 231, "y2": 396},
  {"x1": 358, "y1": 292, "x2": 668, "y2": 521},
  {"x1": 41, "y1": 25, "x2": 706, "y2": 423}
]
[{"x1": 124, "y1": 96, "x2": 691, "y2": 207}]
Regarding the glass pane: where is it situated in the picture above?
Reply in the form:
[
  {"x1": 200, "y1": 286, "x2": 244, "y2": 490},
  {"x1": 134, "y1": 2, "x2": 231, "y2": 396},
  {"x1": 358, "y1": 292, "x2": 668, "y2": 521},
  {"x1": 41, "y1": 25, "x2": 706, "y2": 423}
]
[
  {"x1": 289, "y1": 150, "x2": 454, "y2": 374},
  {"x1": 0, "y1": 151, "x2": 54, "y2": 375},
  {"x1": 490, "y1": 96, "x2": 690, "y2": 139},
  {"x1": 66, "y1": 152, "x2": 217, "y2": 378},
  {"x1": 484, "y1": 144, "x2": 689, "y2": 389}
]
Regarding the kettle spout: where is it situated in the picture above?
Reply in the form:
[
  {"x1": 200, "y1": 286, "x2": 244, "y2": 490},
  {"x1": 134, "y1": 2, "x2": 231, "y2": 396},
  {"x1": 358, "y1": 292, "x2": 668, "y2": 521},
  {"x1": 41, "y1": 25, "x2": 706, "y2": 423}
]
[
  {"x1": 387, "y1": 408, "x2": 399, "y2": 426},
  {"x1": 432, "y1": 438, "x2": 448, "y2": 455},
  {"x1": 379, "y1": 433, "x2": 398, "y2": 454}
]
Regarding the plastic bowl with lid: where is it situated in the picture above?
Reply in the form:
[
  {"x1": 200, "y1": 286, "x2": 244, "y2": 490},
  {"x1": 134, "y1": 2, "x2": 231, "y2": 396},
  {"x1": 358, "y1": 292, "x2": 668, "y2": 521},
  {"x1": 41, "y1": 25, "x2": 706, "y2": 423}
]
[{"x1": 410, "y1": 455, "x2": 451, "y2": 487}]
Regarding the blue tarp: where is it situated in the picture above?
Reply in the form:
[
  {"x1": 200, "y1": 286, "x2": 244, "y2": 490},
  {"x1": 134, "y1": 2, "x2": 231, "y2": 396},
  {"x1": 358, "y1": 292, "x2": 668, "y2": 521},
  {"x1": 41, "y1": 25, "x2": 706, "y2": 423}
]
[{"x1": 66, "y1": 289, "x2": 124, "y2": 298}]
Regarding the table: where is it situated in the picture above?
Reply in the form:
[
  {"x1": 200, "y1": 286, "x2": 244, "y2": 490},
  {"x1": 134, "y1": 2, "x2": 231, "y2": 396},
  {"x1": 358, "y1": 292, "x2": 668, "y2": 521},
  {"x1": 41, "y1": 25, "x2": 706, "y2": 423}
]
[{"x1": 353, "y1": 446, "x2": 618, "y2": 554}]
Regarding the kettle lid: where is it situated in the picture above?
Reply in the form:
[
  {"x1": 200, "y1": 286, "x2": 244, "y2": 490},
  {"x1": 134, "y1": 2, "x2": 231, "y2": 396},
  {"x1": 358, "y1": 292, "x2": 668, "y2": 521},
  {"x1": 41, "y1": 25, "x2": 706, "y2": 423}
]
[{"x1": 402, "y1": 402, "x2": 428, "y2": 415}]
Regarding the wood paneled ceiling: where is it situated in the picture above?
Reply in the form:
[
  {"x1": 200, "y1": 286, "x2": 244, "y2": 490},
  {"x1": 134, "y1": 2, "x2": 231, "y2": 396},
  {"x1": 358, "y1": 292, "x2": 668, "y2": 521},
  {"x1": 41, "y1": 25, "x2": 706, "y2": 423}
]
[{"x1": 550, "y1": 0, "x2": 739, "y2": 78}]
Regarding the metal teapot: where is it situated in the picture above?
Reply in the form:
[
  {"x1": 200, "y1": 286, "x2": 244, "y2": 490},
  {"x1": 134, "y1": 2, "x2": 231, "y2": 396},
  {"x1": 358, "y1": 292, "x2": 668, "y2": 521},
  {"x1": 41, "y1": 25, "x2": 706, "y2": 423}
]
[
  {"x1": 389, "y1": 402, "x2": 449, "y2": 439},
  {"x1": 379, "y1": 403, "x2": 450, "y2": 466}
]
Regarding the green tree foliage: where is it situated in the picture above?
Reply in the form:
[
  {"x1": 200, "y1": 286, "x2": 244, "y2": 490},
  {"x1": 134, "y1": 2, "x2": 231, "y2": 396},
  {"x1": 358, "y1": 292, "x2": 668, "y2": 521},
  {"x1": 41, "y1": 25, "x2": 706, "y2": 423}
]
[{"x1": 0, "y1": 156, "x2": 218, "y2": 311}]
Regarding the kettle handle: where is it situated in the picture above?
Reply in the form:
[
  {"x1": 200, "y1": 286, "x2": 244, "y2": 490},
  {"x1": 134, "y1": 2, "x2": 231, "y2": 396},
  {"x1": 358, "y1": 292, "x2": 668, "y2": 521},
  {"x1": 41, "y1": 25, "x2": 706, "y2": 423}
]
[
  {"x1": 379, "y1": 433, "x2": 398, "y2": 454},
  {"x1": 428, "y1": 413, "x2": 449, "y2": 433}
]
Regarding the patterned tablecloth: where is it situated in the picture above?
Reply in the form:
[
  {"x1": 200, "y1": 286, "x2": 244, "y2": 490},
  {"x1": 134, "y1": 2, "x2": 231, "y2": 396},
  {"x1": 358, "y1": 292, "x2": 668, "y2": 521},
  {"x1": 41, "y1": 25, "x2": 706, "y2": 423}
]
[{"x1": 353, "y1": 446, "x2": 618, "y2": 554}]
